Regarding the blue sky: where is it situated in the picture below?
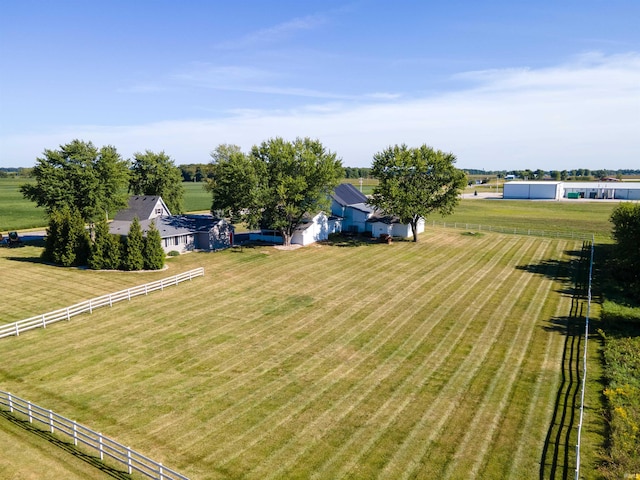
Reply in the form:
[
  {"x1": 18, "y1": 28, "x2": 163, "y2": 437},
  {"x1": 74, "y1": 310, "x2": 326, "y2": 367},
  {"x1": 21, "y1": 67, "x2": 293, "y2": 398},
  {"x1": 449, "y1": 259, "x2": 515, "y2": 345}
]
[{"x1": 1, "y1": 1, "x2": 639, "y2": 170}]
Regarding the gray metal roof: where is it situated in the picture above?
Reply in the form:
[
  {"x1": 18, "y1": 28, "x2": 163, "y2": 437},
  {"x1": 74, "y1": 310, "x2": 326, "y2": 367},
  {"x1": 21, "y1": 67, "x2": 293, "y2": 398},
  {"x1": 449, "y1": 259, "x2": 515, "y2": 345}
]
[
  {"x1": 113, "y1": 196, "x2": 170, "y2": 221},
  {"x1": 332, "y1": 183, "x2": 369, "y2": 206},
  {"x1": 109, "y1": 215, "x2": 228, "y2": 239}
]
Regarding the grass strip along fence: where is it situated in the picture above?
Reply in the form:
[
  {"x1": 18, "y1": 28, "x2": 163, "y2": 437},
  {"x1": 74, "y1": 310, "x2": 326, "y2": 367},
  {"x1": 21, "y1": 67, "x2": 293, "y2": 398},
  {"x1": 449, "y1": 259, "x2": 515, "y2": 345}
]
[
  {"x1": 0, "y1": 390, "x2": 189, "y2": 480},
  {"x1": 431, "y1": 220, "x2": 595, "y2": 241},
  {"x1": 0, "y1": 268, "x2": 204, "y2": 339},
  {"x1": 575, "y1": 238, "x2": 595, "y2": 480}
]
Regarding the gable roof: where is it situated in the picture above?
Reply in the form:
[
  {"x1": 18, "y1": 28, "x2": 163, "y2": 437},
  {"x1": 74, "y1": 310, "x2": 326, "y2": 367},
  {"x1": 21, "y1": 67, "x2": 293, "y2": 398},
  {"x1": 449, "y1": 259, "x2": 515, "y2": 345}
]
[
  {"x1": 332, "y1": 183, "x2": 369, "y2": 207},
  {"x1": 109, "y1": 215, "x2": 229, "y2": 239},
  {"x1": 113, "y1": 196, "x2": 171, "y2": 221}
]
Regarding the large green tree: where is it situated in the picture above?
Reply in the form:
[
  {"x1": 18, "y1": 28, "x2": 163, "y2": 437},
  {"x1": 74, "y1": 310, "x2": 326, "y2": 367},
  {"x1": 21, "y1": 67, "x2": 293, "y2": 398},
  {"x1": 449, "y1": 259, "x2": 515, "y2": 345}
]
[
  {"x1": 609, "y1": 202, "x2": 640, "y2": 300},
  {"x1": 370, "y1": 144, "x2": 467, "y2": 242},
  {"x1": 129, "y1": 150, "x2": 185, "y2": 214},
  {"x1": 20, "y1": 140, "x2": 129, "y2": 222},
  {"x1": 208, "y1": 138, "x2": 343, "y2": 246}
]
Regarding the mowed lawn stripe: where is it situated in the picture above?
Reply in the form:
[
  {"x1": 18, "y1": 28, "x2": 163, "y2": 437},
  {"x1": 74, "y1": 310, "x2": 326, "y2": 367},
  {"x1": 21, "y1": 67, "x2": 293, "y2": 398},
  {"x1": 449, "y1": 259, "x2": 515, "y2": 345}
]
[
  {"x1": 306, "y1": 236, "x2": 528, "y2": 479},
  {"x1": 188, "y1": 237, "x2": 481, "y2": 430},
  {"x1": 441, "y1": 239, "x2": 566, "y2": 478},
  {"x1": 377, "y1": 237, "x2": 546, "y2": 479},
  {"x1": 255, "y1": 236, "x2": 526, "y2": 479},
  {"x1": 238, "y1": 236, "x2": 523, "y2": 478}
]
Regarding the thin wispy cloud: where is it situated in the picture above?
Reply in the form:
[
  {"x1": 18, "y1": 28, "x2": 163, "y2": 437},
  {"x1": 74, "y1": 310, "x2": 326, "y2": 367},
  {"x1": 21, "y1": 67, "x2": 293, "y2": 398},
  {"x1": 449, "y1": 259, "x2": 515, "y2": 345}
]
[
  {"x1": 2, "y1": 53, "x2": 638, "y2": 170},
  {"x1": 215, "y1": 14, "x2": 326, "y2": 50}
]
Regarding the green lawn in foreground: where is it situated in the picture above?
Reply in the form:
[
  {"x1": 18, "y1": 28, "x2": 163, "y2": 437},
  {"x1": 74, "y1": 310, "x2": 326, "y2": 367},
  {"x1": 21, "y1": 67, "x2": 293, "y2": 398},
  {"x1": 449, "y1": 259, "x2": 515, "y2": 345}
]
[{"x1": 0, "y1": 230, "x2": 604, "y2": 479}]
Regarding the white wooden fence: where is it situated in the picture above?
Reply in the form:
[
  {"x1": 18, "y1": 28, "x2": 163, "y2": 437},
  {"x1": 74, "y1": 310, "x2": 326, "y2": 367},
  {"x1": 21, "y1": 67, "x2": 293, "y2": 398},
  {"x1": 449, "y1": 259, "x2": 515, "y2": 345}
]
[
  {"x1": 0, "y1": 390, "x2": 189, "y2": 480},
  {"x1": 0, "y1": 268, "x2": 205, "y2": 339},
  {"x1": 430, "y1": 220, "x2": 596, "y2": 241}
]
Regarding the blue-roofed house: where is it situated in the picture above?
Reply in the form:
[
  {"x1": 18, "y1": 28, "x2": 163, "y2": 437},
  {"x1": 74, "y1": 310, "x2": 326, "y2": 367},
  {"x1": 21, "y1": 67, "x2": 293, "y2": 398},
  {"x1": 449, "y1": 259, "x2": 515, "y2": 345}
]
[{"x1": 109, "y1": 196, "x2": 233, "y2": 254}]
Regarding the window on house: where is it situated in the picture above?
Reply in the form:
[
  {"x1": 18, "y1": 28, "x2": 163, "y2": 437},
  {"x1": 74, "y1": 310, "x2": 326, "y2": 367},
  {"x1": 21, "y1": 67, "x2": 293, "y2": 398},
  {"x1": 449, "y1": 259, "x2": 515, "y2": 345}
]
[{"x1": 156, "y1": 208, "x2": 163, "y2": 215}]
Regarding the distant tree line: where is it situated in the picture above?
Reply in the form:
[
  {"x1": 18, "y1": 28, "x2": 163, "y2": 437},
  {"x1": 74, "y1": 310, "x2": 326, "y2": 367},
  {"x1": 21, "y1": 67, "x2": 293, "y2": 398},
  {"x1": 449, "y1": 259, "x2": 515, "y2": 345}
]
[{"x1": 464, "y1": 168, "x2": 640, "y2": 180}]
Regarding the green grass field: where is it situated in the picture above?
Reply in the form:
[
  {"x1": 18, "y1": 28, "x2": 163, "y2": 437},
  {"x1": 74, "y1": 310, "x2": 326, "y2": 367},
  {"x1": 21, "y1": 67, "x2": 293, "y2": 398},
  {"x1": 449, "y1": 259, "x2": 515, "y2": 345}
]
[{"x1": 0, "y1": 230, "x2": 604, "y2": 479}]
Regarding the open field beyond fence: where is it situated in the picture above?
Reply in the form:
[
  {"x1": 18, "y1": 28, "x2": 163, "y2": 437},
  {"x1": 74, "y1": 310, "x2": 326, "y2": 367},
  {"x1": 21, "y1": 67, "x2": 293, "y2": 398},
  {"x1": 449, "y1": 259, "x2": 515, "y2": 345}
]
[{"x1": 0, "y1": 228, "x2": 604, "y2": 479}]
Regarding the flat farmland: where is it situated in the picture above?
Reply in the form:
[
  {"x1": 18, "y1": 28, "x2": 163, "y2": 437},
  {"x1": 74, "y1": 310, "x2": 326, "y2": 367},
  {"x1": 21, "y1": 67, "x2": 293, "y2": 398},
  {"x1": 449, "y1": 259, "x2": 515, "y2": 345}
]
[{"x1": 0, "y1": 230, "x2": 597, "y2": 479}]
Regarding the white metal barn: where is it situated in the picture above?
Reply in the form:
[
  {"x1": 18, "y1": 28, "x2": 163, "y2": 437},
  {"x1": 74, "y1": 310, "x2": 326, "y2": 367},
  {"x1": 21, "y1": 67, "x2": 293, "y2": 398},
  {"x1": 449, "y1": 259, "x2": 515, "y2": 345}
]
[{"x1": 503, "y1": 182, "x2": 562, "y2": 200}]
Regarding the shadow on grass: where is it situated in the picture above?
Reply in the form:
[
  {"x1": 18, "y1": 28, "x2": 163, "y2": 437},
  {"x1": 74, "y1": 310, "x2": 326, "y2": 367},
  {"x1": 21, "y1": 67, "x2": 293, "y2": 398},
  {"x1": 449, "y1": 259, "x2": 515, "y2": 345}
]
[
  {"x1": 0, "y1": 409, "x2": 131, "y2": 479},
  {"x1": 517, "y1": 241, "x2": 594, "y2": 479}
]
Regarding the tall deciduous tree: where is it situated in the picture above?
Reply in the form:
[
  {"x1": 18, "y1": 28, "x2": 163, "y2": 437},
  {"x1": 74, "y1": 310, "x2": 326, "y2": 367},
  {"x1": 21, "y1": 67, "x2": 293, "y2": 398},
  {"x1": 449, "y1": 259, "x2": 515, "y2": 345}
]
[
  {"x1": 20, "y1": 140, "x2": 129, "y2": 222},
  {"x1": 129, "y1": 150, "x2": 185, "y2": 214},
  {"x1": 610, "y1": 202, "x2": 640, "y2": 300},
  {"x1": 208, "y1": 138, "x2": 343, "y2": 246},
  {"x1": 370, "y1": 144, "x2": 467, "y2": 242}
]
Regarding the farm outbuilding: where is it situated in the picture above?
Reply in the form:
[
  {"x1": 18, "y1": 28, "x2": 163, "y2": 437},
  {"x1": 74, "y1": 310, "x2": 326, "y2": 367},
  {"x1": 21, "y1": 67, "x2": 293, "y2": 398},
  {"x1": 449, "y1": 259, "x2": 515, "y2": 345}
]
[{"x1": 503, "y1": 182, "x2": 562, "y2": 200}]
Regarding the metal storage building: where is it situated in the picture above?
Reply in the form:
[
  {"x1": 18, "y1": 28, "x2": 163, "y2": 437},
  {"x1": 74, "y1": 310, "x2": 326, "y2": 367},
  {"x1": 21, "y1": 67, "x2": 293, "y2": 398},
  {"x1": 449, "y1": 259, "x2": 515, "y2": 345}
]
[{"x1": 503, "y1": 181, "x2": 562, "y2": 200}]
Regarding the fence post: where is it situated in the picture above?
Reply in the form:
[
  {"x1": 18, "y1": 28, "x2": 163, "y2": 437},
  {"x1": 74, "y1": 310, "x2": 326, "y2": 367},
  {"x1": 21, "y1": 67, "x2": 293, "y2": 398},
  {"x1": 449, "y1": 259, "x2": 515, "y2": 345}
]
[
  {"x1": 42, "y1": 315, "x2": 46, "y2": 328},
  {"x1": 145, "y1": 284, "x2": 148, "y2": 295},
  {"x1": 49, "y1": 410, "x2": 54, "y2": 433},
  {"x1": 99, "y1": 433, "x2": 104, "y2": 460},
  {"x1": 28, "y1": 401, "x2": 32, "y2": 422},
  {"x1": 127, "y1": 447, "x2": 133, "y2": 474},
  {"x1": 15, "y1": 323, "x2": 19, "y2": 336},
  {"x1": 8, "y1": 392, "x2": 13, "y2": 413},
  {"x1": 89, "y1": 299, "x2": 93, "y2": 314},
  {"x1": 109, "y1": 294, "x2": 113, "y2": 307},
  {"x1": 73, "y1": 421, "x2": 78, "y2": 445},
  {"x1": 159, "y1": 462, "x2": 164, "y2": 480},
  {"x1": 128, "y1": 289, "x2": 131, "y2": 301}
]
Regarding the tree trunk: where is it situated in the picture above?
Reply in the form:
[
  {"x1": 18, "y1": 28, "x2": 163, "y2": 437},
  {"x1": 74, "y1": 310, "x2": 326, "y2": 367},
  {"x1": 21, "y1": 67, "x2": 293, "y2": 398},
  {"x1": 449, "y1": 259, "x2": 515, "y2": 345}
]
[
  {"x1": 411, "y1": 219, "x2": 419, "y2": 242},
  {"x1": 282, "y1": 231, "x2": 292, "y2": 247}
]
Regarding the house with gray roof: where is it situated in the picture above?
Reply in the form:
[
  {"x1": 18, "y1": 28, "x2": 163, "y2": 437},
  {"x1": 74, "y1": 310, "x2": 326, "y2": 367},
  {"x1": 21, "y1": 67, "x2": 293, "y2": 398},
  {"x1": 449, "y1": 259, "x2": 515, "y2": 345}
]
[
  {"x1": 330, "y1": 183, "x2": 425, "y2": 238},
  {"x1": 109, "y1": 196, "x2": 233, "y2": 254}
]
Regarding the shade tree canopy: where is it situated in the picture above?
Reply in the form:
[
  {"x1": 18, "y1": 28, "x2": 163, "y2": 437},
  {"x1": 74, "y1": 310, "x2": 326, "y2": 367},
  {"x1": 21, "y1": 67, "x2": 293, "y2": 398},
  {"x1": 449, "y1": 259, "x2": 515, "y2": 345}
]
[
  {"x1": 207, "y1": 138, "x2": 343, "y2": 246},
  {"x1": 20, "y1": 139, "x2": 130, "y2": 222},
  {"x1": 370, "y1": 144, "x2": 467, "y2": 242},
  {"x1": 129, "y1": 150, "x2": 185, "y2": 214}
]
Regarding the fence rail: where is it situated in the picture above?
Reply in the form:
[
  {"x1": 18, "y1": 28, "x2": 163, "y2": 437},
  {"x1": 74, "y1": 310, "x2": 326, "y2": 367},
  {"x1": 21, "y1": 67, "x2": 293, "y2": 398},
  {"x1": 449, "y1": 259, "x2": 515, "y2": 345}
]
[
  {"x1": 575, "y1": 237, "x2": 595, "y2": 480},
  {"x1": 430, "y1": 221, "x2": 596, "y2": 241},
  {"x1": 0, "y1": 390, "x2": 188, "y2": 480},
  {"x1": 0, "y1": 268, "x2": 205, "y2": 339}
]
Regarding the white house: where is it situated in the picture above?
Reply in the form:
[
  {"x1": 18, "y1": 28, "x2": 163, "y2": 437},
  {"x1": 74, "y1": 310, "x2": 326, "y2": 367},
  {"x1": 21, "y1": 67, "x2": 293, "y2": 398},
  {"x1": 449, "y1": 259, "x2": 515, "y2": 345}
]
[{"x1": 330, "y1": 183, "x2": 426, "y2": 239}]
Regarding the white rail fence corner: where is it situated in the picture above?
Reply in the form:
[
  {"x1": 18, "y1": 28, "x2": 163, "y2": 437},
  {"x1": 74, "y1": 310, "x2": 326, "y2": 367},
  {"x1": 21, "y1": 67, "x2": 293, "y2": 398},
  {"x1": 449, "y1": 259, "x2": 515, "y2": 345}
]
[
  {"x1": 0, "y1": 268, "x2": 204, "y2": 339},
  {"x1": 0, "y1": 390, "x2": 189, "y2": 480}
]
